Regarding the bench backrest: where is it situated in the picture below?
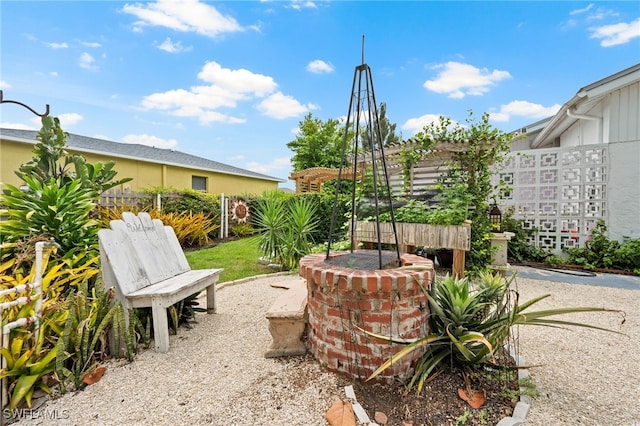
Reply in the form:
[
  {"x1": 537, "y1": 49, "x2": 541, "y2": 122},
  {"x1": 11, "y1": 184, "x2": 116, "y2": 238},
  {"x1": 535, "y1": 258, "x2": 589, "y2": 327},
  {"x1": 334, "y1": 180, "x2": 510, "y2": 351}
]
[{"x1": 98, "y1": 212, "x2": 191, "y2": 295}]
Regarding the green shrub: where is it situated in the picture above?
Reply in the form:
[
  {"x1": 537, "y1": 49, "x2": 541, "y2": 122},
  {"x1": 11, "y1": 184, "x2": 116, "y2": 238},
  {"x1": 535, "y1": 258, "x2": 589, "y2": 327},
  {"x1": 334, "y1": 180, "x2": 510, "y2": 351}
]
[
  {"x1": 148, "y1": 188, "x2": 221, "y2": 222},
  {"x1": 563, "y1": 220, "x2": 640, "y2": 274},
  {"x1": 298, "y1": 192, "x2": 350, "y2": 243},
  {"x1": 500, "y1": 207, "x2": 550, "y2": 263},
  {"x1": 1, "y1": 177, "x2": 99, "y2": 257},
  {"x1": 615, "y1": 238, "x2": 640, "y2": 273},
  {"x1": 230, "y1": 223, "x2": 255, "y2": 237}
]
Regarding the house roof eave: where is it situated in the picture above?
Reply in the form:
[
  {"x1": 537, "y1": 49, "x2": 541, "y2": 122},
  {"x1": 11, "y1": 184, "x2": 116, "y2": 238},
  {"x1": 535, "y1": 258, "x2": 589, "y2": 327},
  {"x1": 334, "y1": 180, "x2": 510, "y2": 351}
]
[
  {"x1": 531, "y1": 63, "x2": 640, "y2": 149},
  {"x1": 0, "y1": 128, "x2": 285, "y2": 183}
]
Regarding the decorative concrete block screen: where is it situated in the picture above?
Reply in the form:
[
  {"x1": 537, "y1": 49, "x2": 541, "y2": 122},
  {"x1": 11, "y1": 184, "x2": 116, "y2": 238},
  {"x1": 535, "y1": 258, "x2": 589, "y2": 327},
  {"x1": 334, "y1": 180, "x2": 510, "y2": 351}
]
[{"x1": 496, "y1": 144, "x2": 608, "y2": 254}]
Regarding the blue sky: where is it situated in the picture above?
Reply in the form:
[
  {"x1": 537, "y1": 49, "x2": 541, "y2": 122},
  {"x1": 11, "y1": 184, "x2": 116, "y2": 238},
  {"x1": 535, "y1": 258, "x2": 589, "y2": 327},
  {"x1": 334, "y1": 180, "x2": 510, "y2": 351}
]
[{"x1": 1, "y1": 1, "x2": 639, "y2": 189}]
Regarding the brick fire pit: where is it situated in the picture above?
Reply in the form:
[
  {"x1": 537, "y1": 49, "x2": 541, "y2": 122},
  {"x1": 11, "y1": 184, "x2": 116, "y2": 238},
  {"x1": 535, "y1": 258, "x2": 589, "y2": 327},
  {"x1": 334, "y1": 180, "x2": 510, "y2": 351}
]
[{"x1": 298, "y1": 250, "x2": 434, "y2": 384}]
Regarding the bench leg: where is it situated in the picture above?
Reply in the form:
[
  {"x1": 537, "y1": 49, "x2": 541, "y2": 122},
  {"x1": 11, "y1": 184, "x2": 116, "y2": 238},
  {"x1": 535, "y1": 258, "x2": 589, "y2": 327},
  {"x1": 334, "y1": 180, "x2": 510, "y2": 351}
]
[
  {"x1": 206, "y1": 284, "x2": 216, "y2": 314},
  {"x1": 151, "y1": 298, "x2": 170, "y2": 353},
  {"x1": 453, "y1": 249, "x2": 465, "y2": 279},
  {"x1": 265, "y1": 318, "x2": 306, "y2": 358}
]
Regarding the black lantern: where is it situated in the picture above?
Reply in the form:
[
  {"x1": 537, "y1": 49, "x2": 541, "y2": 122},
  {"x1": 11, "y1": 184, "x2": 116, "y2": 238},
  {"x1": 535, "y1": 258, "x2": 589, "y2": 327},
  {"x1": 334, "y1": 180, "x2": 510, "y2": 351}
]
[{"x1": 489, "y1": 204, "x2": 502, "y2": 232}]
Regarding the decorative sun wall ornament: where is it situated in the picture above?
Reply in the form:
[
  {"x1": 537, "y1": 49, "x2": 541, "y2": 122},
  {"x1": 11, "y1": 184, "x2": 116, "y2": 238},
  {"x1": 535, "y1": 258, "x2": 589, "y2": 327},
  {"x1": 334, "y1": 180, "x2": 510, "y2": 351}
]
[{"x1": 231, "y1": 200, "x2": 249, "y2": 223}]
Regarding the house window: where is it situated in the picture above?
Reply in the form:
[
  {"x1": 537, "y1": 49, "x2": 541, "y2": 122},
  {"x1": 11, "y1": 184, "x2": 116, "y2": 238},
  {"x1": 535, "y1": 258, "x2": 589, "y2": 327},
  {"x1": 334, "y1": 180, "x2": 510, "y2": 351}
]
[{"x1": 192, "y1": 176, "x2": 207, "y2": 192}]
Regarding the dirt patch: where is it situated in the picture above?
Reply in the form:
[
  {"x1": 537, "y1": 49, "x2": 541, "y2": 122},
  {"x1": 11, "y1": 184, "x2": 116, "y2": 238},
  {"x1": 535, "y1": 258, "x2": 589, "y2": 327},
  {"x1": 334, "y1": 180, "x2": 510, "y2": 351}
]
[{"x1": 344, "y1": 350, "x2": 520, "y2": 426}]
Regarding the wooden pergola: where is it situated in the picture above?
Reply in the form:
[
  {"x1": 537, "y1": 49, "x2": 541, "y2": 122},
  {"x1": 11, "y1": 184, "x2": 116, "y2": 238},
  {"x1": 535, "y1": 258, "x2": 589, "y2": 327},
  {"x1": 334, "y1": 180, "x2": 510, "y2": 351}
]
[{"x1": 289, "y1": 166, "x2": 362, "y2": 194}]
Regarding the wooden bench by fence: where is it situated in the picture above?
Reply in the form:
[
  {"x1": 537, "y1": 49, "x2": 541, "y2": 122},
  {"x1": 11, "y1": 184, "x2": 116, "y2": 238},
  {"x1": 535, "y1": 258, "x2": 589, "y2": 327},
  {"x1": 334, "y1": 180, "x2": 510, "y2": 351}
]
[
  {"x1": 353, "y1": 220, "x2": 472, "y2": 278},
  {"x1": 98, "y1": 212, "x2": 223, "y2": 353}
]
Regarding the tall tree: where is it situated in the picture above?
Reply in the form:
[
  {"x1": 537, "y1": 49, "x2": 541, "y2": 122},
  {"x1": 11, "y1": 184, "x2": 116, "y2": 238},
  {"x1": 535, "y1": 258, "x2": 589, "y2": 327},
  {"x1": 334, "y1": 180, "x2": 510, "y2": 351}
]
[
  {"x1": 359, "y1": 102, "x2": 402, "y2": 152},
  {"x1": 287, "y1": 113, "x2": 348, "y2": 172},
  {"x1": 378, "y1": 103, "x2": 402, "y2": 147}
]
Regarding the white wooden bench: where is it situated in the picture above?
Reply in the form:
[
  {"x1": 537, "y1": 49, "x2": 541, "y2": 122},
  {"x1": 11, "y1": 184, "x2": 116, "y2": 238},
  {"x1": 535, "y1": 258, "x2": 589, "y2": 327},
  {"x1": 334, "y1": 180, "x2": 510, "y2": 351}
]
[
  {"x1": 98, "y1": 212, "x2": 223, "y2": 353},
  {"x1": 264, "y1": 280, "x2": 308, "y2": 358}
]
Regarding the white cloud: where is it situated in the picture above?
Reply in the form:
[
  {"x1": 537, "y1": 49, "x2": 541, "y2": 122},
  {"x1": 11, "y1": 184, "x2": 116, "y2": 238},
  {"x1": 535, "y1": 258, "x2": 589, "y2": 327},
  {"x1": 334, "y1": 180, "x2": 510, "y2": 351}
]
[
  {"x1": 79, "y1": 52, "x2": 98, "y2": 71},
  {"x1": 0, "y1": 80, "x2": 11, "y2": 89},
  {"x1": 50, "y1": 71, "x2": 58, "y2": 77},
  {"x1": 423, "y1": 62, "x2": 511, "y2": 99},
  {"x1": 570, "y1": 4, "x2": 593, "y2": 16},
  {"x1": 80, "y1": 40, "x2": 101, "y2": 48},
  {"x1": 45, "y1": 42, "x2": 69, "y2": 49},
  {"x1": 197, "y1": 61, "x2": 277, "y2": 97},
  {"x1": 0, "y1": 122, "x2": 36, "y2": 130},
  {"x1": 288, "y1": 1, "x2": 318, "y2": 11},
  {"x1": 142, "y1": 61, "x2": 308, "y2": 124},
  {"x1": 402, "y1": 114, "x2": 443, "y2": 136},
  {"x1": 58, "y1": 113, "x2": 84, "y2": 127},
  {"x1": 560, "y1": 18, "x2": 578, "y2": 31},
  {"x1": 306, "y1": 59, "x2": 334, "y2": 74},
  {"x1": 245, "y1": 156, "x2": 291, "y2": 174},
  {"x1": 589, "y1": 17, "x2": 640, "y2": 47},
  {"x1": 197, "y1": 110, "x2": 246, "y2": 124},
  {"x1": 122, "y1": 134, "x2": 178, "y2": 149},
  {"x1": 489, "y1": 100, "x2": 561, "y2": 122},
  {"x1": 584, "y1": 7, "x2": 620, "y2": 23},
  {"x1": 257, "y1": 92, "x2": 312, "y2": 119},
  {"x1": 142, "y1": 87, "x2": 248, "y2": 124},
  {"x1": 157, "y1": 37, "x2": 192, "y2": 53},
  {"x1": 5, "y1": 114, "x2": 74, "y2": 132},
  {"x1": 122, "y1": 0, "x2": 245, "y2": 37}
]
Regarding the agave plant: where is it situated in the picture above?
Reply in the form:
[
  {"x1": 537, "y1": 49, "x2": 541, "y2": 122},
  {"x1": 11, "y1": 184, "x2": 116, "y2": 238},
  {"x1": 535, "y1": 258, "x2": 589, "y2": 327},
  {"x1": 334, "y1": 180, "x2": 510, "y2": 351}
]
[{"x1": 362, "y1": 272, "x2": 626, "y2": 393}]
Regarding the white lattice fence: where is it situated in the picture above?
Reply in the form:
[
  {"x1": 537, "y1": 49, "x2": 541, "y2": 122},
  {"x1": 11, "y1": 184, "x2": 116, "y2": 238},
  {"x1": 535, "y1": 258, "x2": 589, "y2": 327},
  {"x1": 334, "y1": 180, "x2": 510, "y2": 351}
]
[{"x1": 497, "y1": 145, "x2": 608, "y2": 254}]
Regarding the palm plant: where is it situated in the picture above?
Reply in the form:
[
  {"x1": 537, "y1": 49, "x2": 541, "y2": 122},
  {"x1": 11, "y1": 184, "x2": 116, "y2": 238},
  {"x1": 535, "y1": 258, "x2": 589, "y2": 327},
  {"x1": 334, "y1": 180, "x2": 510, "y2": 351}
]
[
  {"x1": 363, "y1": 272, "x2": 626, "y2": 393},
  {"x1": 279, "y1": 197, "x2": 318, "y2": 269},
  {"x1": 253, "y1": 195, "x2": 288, "y2": 263},
  {"x1": 254, "y1": 193, "x2": 318, "y2": 270}
]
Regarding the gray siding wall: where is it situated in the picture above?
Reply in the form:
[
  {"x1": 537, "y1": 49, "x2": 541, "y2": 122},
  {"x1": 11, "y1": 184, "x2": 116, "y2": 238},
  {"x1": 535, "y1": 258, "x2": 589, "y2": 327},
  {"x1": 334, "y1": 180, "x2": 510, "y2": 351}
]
[
  {"x1": 609, "y1": 81, "x2": 640, "y2": 143},
  {"x1": 607, "y1": 139, "x2": 640, "y2": 241}
]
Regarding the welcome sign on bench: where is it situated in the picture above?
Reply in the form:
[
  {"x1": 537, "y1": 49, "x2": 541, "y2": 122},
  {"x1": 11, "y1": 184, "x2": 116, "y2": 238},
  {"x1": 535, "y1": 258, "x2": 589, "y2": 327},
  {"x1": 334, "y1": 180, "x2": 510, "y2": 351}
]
[{"x1": 98, "y1": 212, "x2": 223, "y2": 353}]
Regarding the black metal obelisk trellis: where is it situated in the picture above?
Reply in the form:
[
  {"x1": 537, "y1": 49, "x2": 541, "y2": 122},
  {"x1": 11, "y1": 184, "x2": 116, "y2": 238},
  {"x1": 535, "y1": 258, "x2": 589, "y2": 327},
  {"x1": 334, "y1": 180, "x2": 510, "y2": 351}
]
[{"x1": 326, "y1": 38, "x2": 400, "y2": 269}]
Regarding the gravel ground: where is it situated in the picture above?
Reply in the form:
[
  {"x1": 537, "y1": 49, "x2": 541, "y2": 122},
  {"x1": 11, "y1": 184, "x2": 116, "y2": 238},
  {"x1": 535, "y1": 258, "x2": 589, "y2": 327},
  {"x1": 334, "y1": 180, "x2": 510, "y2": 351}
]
[
  {"x1": 10, "y1": 272, "x2": 639, "y2": 426},
  {"x1": 514, "y1": 277, "x2": 640, "y2": 426}
]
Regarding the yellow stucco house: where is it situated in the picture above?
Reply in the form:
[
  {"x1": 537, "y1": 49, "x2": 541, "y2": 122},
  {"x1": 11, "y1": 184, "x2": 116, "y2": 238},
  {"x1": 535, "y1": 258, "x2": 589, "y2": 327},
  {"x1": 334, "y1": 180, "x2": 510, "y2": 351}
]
[{"x1": 0, "y1": 128, "x2": 283, "y2": 195}]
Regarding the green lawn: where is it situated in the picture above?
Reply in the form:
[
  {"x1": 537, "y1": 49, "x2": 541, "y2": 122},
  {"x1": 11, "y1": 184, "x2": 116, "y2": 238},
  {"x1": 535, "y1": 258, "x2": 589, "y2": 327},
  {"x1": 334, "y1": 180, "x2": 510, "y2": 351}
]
[{"x1": 185, "y1": 236, "x2": 274, "y2": 283}]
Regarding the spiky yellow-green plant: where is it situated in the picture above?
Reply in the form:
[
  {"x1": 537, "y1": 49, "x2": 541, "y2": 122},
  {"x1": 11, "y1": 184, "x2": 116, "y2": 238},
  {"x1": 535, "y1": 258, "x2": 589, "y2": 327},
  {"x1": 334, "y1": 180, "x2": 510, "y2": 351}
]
[{"x1": 361, "y1": 272, "x2": 626, "y2": 393}]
